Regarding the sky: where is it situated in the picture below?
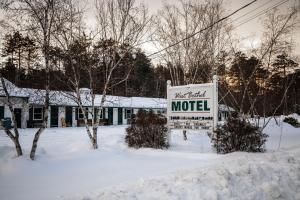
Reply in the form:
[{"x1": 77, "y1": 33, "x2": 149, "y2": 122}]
[
  {"x1": 135, "y1": 0, "x2": 300, "y2": 57},
  {"x1": 0, "y1": 0, "x2": 299, "y2": 60}
]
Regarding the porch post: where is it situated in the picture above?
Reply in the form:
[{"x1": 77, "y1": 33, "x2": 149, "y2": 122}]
[
  {"x1": 47, "y1": 106, "x2": 51, "y2": 128},
  {"x1": 72, "y1": 107, "x2": 76, "y2": 127}
]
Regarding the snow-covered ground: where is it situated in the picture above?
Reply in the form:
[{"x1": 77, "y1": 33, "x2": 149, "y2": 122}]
[{"x1": 0, "y1": 116, "x2": 300, "y2": 200}]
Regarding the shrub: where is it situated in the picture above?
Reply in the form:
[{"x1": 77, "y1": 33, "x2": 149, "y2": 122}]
[
  {"x1": 211, "y1": 113, "x2": 268, "y2": 154},
  {"x1": 283, "y1": 117, "x2": 300, "y2": 128},
  {"x1": 125, "y1": 109, "x2": 168, "y2": 149}
]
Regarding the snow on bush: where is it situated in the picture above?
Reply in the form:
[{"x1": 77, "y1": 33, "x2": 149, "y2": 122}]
[
  {"x1": 212, "y1": 112, "x2": 268, "y2": 154},
  {"x1": 283, "y1": 117, "x2": 300, "y2": 128},
  {"x1": 125, "y1": 109, "x2": 168, "y2": 149}
]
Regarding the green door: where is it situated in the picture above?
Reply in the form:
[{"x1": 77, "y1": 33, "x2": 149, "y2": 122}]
[
  {"x1": 108, "y1": 108, "x2": 113, "y2": 125},
  {"x1": 50, "y1": 106, "x2": 59, "y2": 127},
  {"x1": 0, "y1": 106, "x2": 4, "y2": 120},
  {"x1": 118, "y1": 108, "x2": 123, "y2": 125},
  {"x1": 13, "y1": 108, "x2": 22, "y2": 128},
  {"x1": 65, "y1": 107, "x2": 73, "y2": 127}
]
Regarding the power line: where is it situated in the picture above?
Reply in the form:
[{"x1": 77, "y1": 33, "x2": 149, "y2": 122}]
[
  {"x1": 231, "y1": 0, "x2": 275, "y2": 23},
  {"x1": 148, "y1": 0, "x2": 291, "y2": 58},
  {"x1": 234, "y1": 0, "x2": 289, "y2": 29},
  {"x1": 147, "y1": 0, "x2": 258, "y2": 57}
]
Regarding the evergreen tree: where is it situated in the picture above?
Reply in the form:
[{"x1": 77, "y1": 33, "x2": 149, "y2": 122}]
[
  {"x1": 268, "y1": 53, "x2": 299, "y2": 114},
  {"x1": 227, "y1": 52, "x2": 268, "y2": 114},
  {"x1": 127, "y1": 51, "x2": 156, "y2": 97},
  {"x1": 1, "y1": 31, "x2": 37, "y2": 85},
  {"x1": 125, "y1": 109, "x2": 168, "y2": 149},
  {"x1": 212, "y1": 112, "x2": 268, "y2": 154}
]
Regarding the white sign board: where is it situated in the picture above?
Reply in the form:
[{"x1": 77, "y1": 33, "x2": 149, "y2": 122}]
[{"x1": 167, "y1": 76, "x2": 218, "y2": 131}]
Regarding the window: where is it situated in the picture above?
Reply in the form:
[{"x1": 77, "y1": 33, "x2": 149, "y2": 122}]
[
  {"x1": 157, "y1": 109, "x2": 166, "y2": 115},
  {"x1": 224, "y1": 112, "x2": 228, "y2": 119},
  {"x1": 76, "y1": 107, "x2": 88, "y2": 120},
  {"x1": 125, "y1": 109, "x2": 132, "y2": 119},
  {"x1": 33, "y1": 107, "x2": 43, "y2": 120},
  {"x1": 94, "y1": 108, "x2": 104, "y2": 120}
]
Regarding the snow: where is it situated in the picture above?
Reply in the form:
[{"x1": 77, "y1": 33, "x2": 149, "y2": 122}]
[
  {"x1": 70, "y1": 149, "x2": 300, "y2": 200},
  {"x1": 218, "y1": 104, "x2": 235, "y2": 112},
  {"x1": 0, "y1": 78, "x2": 29, "y2": 98},
  {"x1": 0, "y1": 116, "x2": 300, "y2": 200},
  {"x1": 0, "y1": 78, "x2": 166, "y2": 108},
  {"x1": 263, "y1": 115, "x2": 300, "y2": 151},
  {"x1": 1, "y1": 78, "x2": 234, "y2": 111}
]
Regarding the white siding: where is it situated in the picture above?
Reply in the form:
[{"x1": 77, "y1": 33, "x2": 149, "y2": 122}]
[
  {"x1": 122, "y1": 108, "x2": 128, "y2": 125},
  {"x1": 133, "y1": 108, "x2": 139, "y2": 114},
  {"x1": 104, "y1": 108, "x2": 108, "y2": 119},
  {"x1": 21, "y1": 106, "x2": 29, "y2": 129},
  {"x1": 113, "y1": 108, "x2": 118, "y2": 125},
  {"x1": 58, "y1": 107, "x2": 65, "y2": 127},
  {"x1": 1, "y1": 97, "x2": 29, "y2": 128},
  {"x1": 4, "y1": 105, "x2": 12, "y2": 119},
  {"x1": 72, "y1": 107, "x2": 76, "y2": 127},
  {"x1": 47, "y1": 107, "x2": 50, "y2": 128}
]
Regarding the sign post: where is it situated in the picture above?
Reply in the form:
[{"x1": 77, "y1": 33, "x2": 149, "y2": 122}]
[
  {"x1": 213, "y1": 75, "x2": 218, "y2": 131},
  {"x1": 166, "y1": 77, "x2": 218, "y2": 145},
  {"x1": 166, "y1": 80, "x2": 172, "y2": 145}
]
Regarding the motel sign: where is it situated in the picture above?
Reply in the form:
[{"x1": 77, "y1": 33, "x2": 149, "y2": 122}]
[{"x1": 167, "y1": 75, "x2": 218, "y2": 131}]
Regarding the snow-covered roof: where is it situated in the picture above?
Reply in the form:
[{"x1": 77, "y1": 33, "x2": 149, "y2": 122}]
[
  {"x1": 41, "y1": 91, "x2": 167, "y2": 109},
  {"x1": 0, "y1": 78, "x2": 167, "y2": 109},
  {"x1": 219, "y1": 104, "x2": 235, "y2": 112},
  {"x1": 0, "y1": 78, "x2": 30, "y2": 98},
  {"x1": 1, "y1": 78, "x2": 234, "y2": 111}
]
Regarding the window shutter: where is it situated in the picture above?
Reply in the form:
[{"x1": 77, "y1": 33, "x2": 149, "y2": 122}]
[
  {"x1": 85, "y1": 108, "x2": 88, "y2": 119},
  {"x1": 102, "y1": 108, "x2": 106, "y2": 119},
  {"x1": 94, "y1": 108, "x2": 98, "y2": 121},
  {"x1": 0, "y1": 106, "x2": 4, "y2": 119},
  {"x1": 75, "y1": 108, "x2": 78, "y2": 120}
]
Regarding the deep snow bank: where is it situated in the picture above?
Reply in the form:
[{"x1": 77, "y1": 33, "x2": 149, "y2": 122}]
[
  {"x1": 0, "y1": 115, "x2": 299, "y2": 200},
  {"x1": 63, "y1": 147, "x2": 300, "y2": 200}
]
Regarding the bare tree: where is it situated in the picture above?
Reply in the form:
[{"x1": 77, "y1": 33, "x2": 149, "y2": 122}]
[
  {"x1": 241, "y1": 7, "x2": 298, "y2": 120},
  {"x1": 47, "y1": 0, "x2": 100, "y2": 149},
  {"x1": 50, "y1": 0, "x2": 150, "y2": 149},
  {"x1": 220, "y1": 5, "x2": 299, "y2": 129},
  {"x1": 0, "y1": 75, "x2": 23, "y2": 156},
  {"x1": 74, "y1": 0, "x2": 151, "y2": 149},
  {"x1": 153, "y1": 0, "x2": 230, "y2": 86},
  {"x1": 4, "y1": 0, "x2": 75, "y2": 160}
]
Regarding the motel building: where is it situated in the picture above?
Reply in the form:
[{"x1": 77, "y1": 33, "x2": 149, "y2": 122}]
[{"x1": 0, "y1": 79, "x2": 233, "y2": 129}]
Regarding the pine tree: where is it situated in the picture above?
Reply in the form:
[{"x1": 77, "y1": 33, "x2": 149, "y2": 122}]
[
  {"x1": 125, "y1": 109, "x2": 168, "y2": 149},
  {"x1": 212, "y1": 112, "x2": 268, "y2": 154}
]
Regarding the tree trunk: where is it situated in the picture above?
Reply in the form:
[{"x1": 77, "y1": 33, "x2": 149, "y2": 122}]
[
  {"x1": 4, "y1": 129, "x2": 23, "y2": 156},
  {"x1": 30, "y1": 46, "x2": 50, "y2": 160},
  {"x1": 15, "y1": 138, "x2": 22, "y2": 156},
  {"x1": 0, "y1": 76, "x2": 23, "y2": 157},
  {"x1": 30, "y1": 127, "x2": 45, "y2": 160},
  {"x1": 84, "y1": 122, "x2": 93, "y2": 143},
  {"x1": 92, "y1": 126, "x2": 98, "y2": 149}
]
